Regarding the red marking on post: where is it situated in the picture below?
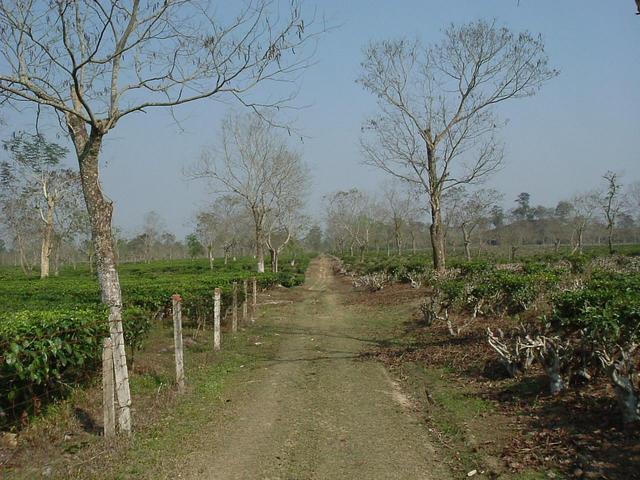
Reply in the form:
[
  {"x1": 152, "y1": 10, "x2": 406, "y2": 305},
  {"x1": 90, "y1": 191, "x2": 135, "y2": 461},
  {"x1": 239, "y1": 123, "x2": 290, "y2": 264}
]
[{"x1": 172, "y1": 294, "x2": 182, "y2": 302}]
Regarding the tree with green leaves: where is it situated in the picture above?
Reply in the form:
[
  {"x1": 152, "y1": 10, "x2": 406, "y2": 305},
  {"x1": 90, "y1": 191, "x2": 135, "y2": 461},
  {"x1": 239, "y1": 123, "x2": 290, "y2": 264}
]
[
  {"x1": 186, "y1": 234, "x2": 204, "y2": 260},
  {"x1": 1, "y1": 133, "x2": 80, "y2": 278}
]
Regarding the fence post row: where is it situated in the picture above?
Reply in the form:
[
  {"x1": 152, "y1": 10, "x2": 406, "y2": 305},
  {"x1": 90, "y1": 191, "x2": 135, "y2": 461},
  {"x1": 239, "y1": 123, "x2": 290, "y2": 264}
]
[
  {"x1": 214, "y1": 287, "x2": 221, "y2": 351},
  {"x1": 232, "y1": 282, "x2": 238, "y2": 334},
  {"x1": 172, "y1": 294, "x2": 185, "y2": 394},
  {"x1": 251, "y1": 277, "x2": 257, "y2": 323},
  {"x1": 102, "y1": 337, "x2": 116, "y2": 438},
  {"x1": 242, "y1": 280, "x2": 248, "y2": 323}
]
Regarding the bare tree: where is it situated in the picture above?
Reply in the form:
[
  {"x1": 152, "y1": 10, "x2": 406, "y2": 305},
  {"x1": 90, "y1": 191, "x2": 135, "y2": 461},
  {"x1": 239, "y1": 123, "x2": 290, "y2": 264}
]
[
  {"x1": 381, "y1": 180, "x2": 416, "y2": 255},
  {"x1": 628, "y1": 180, "x2": 640, "y2": 224},
  {"x1": 194, "y1": 210, "x2": 217, "y2": 269},
  {"x1": 213, "y1": 195, "x2": 245, "y2": 265},
  {"x1": 0, "y1": 0, "x2": 320, "y2": 434},
  {"x1": 325, "y1": 189, "x2": 374, "y2": 261},
  {"x1": 358, "y1": 20, "x2": 556, "y2": 271},
  {"x1": 192, "y1": 113, "x2": 308, "y2": 273},
  {"x1": 141, "y1": 211, "x2": 164, "y2": 264},
  {"x1": 444, "y1": 187, "x2": 503, "y2": 261},
  {"x1": 194, "y1": 195, "x2": 246, "y2": 267},
  {"x1": 601, "y1": 171, "x2": 626, "y2": 254},
  {"x1": 265, "y1": 171, "x2": 309, "y2": 272},
  {"x1": 569, "y1": 191, "x2": 600, "y2": 254}
]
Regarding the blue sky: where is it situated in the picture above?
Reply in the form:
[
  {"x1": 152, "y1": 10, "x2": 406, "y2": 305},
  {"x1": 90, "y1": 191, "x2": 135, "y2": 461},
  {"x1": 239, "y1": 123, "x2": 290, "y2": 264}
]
[{"x1": 3, "y1": 1, "x2": 639, "y2": 237}]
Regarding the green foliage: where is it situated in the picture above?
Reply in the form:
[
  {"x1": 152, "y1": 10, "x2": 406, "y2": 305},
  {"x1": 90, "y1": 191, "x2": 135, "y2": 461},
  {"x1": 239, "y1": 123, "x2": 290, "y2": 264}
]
[
  {"x1": 0, "y1": 308, "x2": 106, "y2": 427},
  {"x1": 123, "y1": 306, "x2": 152, "y2": 354},
  {"x1": 185, "y1": 234, "x2": 204, "y2": 259},
  {"x1": 434, "y1": 263, "x2": 561, "y2": 316},
  {"x1": 0, "y1": 256, "x2": 309, "y2": 427},
  {"x1": 551, "y1": 272, "x2": 640, "y2": 345},
  {"x1": 341, "y1": 253, "x2": 432, "y2": 279}
]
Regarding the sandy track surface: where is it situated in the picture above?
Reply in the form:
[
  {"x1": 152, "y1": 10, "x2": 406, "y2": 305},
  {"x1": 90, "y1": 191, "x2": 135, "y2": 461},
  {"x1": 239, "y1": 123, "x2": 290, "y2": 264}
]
[{"x1": 172, "y1": 256, "x2": 449, "y2": 479}]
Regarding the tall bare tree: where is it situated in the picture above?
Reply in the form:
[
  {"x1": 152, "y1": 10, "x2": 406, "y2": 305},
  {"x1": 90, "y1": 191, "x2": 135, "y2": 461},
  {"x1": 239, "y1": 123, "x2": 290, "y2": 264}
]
[
  {"x1": 141, "y1": 211, "x2": 164, "y2": 264},
  {"x1": 444, "y1": 187, "x2": 503, "y2": 261},
  {"x1": 265, "y1": 171, "x2": 309, "y2": 272},
  {"x1": 325, "y1": 189, "x2": 374, "y2": 261},
  {"x1": 628, "y1": 180, "x2": 640, "y2": 224},
  {"x1": 358, "y1": 20, "x2": 556, "y2": 271},
  {"x1": 601, "y1": 171, "x2": 626, "y2": 254},
  {"x1": 569, "y1": 191, "x2": 600, "y2": 254},
  {"x1": 192, "y1": 113, "x2": 308, "y2": 273},
  {"x1": 0, "y1": 0, "x2": 319, "y2": 434},
  {"x1": 194, "y1": 195, "x2": 246, "y2": 267},
  {"x1": 381, "y1": 180, "x2": 417, "y2": 255}
]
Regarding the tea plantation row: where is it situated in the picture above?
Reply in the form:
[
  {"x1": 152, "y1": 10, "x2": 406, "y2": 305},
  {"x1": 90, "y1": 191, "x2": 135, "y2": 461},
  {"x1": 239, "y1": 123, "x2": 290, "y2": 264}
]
[
  {"x1": 0, "y1": 257, "x2": 309, "y2": 427},
  {"x1": 339, "y1": 250, "x2": 640, "y2": 424}
]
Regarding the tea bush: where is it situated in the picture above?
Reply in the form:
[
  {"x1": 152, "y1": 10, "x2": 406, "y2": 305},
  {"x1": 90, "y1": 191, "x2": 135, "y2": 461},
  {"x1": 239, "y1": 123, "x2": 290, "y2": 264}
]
[{"x1": 0, "y1": 256, "x2": 309, "y2": 427}]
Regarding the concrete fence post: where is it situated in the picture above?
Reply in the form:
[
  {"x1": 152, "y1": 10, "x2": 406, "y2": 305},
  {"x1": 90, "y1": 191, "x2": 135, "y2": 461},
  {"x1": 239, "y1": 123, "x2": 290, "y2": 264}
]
[
  {"x1": 242, "y1": 280, "x2": 248, "y2": 323},
  {"x1": 251, "y1": 277, "x2": 257, "y2": 323},
  {"x1": 172, "y1": 294, "x2": 185, "y2": 394},
  {"x1": 214, "y1": 288, "x2": 221, "y2": 351},
  {"x1": 232, "y1": 282, "x2": 238, "y2": 334}
]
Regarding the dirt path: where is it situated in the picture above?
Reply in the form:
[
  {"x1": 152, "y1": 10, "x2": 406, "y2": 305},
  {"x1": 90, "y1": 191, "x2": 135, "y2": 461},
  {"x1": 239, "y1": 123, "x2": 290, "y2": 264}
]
[{"x1": 174, "y1": 256, "x2": 450, "y2": 479}]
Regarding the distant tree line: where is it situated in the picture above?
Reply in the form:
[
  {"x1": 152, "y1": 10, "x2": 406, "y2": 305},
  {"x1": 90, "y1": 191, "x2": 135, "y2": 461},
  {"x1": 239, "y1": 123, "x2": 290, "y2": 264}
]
[{"x1": 324, "y1": 173, "x2": 640, "y2": 261}]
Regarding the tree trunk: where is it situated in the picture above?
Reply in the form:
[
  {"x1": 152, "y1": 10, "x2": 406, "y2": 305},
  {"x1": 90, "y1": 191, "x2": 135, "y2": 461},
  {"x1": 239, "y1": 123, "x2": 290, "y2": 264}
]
[
  {"x1": 395, "y1": 222, "x2": 402, "y2": 255},
  {"x1": 542, "y1": 357, "x2": 566, "y2": 396},
  {"x1": 53, "y1": 235, "x2": 61, "y2": 276},
  {"x1": 15, "y1": 232, "x2": 30, "y2": 276},
  {"x1": 271, "y1": 249, "x2": 279, "y2": 273},
  {"x1": 251, "y1": 211, "x2": 266, "y2": 273},
  {"x1": 208, "y1": 246, "x2": 214, "y2": 270},
  {"x1": 71, "y1": 124, "x2": 132, "y2": 435},
  {"x1": 461, "y1": 225, "x2": 472, "y2": 262},
  {"x1": 601, "y1": 356, "x2": 640, "y2": 426},
  {"x1": 610, "y1": 369, "x2": 640, "y2": 425},
  {"x1": 257, "y1": 247, "x2": 265, "y2": 272},
  {"x1": 40, "y1": 201, "x2": 55, "y2": 279},
  {"x1": 607, "y1": 224, "x2": 614, "y2": 254},
  {"x1": 429, "y1": 205, "x2": 446, "y2": 272},
  {"x1": 572, "y1": 225, "x2": 584, "y2": 254},
  {"x1": 427, "y1": 145, "x2": 446, "y2": 272}
]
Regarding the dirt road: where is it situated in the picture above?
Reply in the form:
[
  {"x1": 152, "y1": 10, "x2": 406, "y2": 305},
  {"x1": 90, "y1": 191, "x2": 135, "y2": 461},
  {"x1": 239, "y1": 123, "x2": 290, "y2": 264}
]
[{"x1": 174, "y1": 256, "x2": 449, "y2": 479}]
